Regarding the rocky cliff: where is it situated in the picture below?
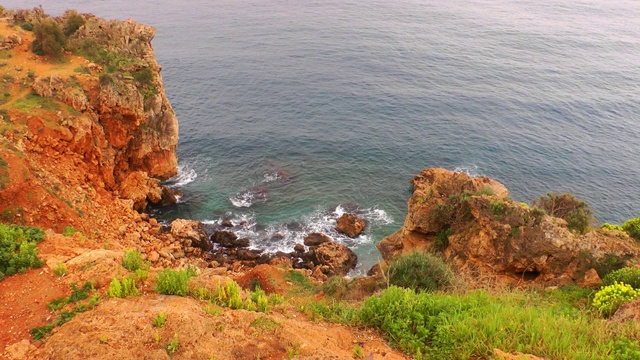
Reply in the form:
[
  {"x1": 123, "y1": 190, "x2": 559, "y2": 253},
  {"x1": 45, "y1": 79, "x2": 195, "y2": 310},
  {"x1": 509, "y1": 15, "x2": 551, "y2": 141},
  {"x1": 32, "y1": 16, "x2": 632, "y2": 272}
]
[
  {"x1": 8, "y1": 8, "x2": 178, "y2": 212},
  {"x1": 377, "y1": 168, "x2": 640, "y2": 286}
]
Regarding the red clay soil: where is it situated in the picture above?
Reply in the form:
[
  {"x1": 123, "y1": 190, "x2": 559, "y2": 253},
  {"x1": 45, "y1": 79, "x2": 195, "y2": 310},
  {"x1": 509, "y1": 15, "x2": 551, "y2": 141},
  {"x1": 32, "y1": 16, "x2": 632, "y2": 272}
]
[{"x1": 0, "y1": 269, "x2": 69, "y2": 350}]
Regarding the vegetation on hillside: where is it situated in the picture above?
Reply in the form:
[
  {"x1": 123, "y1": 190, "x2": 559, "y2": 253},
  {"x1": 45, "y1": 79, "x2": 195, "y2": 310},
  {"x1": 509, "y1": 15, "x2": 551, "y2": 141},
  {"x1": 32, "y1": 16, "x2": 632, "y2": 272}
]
[{"x1": 0, "y1": 223, "x2": 45, "y2": 280}]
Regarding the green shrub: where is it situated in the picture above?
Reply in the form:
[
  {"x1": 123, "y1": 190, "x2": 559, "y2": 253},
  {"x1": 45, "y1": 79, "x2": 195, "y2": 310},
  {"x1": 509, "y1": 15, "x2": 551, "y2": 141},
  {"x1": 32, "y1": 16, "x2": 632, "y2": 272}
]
[
  {"x1": 594, "y1": 253, "x2": 626, "y2": 278},
  {"x1": 592, "y1": 282, "x2": 639, "y2": 317},
  {"x1": 29, "y1": 324, "x2": 53, "y2": 340},
  {"x1": 108, "y1": 276, "x2": 139, "y2": 298},
  {"x1": 0, "y1": 224, "x2": 45, "y2": 279},
  {"x1": 166, "y1": 333, "x2": 179, "y2": 354},
  {"x1": 53, "y1": 262, "x2": 67, "y2": 277},
  {"x1": 155, "y1": 267, "x2": 197, "y2": 296},
  {"x1": 433, "y1": 229, "x2": 450, "y2": 252},
  {"x1": 602, "y1": 268, "x2": 640, "y2": 289},
  {"x1": 489, "y1": 200, "x2": 506, "y2": 218},
  {"x1": 18, "y1": 22, "x2": 34, "y2": 31},
  {"x1": 601, "y1": 223, "x2": 624, "y2": 232},
  {"x1": 62, "y1": 226, "x2": 76, "y2": 236},
  {"x1": 153, "y1": 312, "x2": 167, "y2": 328},
  {"x1": 32, "y1": 18, "x2": 66, "y2": 58},
  {"x1": 622, "y1": 217, "x2": 640, "y2": 241},
  {"x1": 475, "y1": 187, "x2": 494, "y2": 196},
  {"x1": 387, "y1": 251, "x2": 454, "y2": 292},
  {"x1": 63, "y1": 10, "x2": 85, "y2": 37},
  {"x1": 322, "y1": 276, "x2": 349, "y2": 297},
  {"x1": 215, "y1": 279, "x2": 243, "y2": 309},
  {"x1": 122, "y1": 249, "x2": 144, "y2": 271},
  {"x1": 533, "y1": 193, "x2": 592, "y2": 234},
  {"x1": 250, "y1": 287, "x2": 270, "y2": 313}
]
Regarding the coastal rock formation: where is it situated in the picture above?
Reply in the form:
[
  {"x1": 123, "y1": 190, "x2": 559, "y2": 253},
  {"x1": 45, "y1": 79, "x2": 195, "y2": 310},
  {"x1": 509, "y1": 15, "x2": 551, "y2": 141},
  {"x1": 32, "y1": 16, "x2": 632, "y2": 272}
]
[
  {"x1": 377, "y1": 168, "x2": 640, "y2": 286},
  {"x1": 302, "y1": 232, "x2": 358, "y2": 276},
  {"x1": 22, "y1": 9, "x2": 178, "y2": 209},
  {"x1": 170, "y1": 219, "x2": 212, "y2": 252},
  {"x1": 336, "y1": 213, "x2": 366, "y2": 237}
]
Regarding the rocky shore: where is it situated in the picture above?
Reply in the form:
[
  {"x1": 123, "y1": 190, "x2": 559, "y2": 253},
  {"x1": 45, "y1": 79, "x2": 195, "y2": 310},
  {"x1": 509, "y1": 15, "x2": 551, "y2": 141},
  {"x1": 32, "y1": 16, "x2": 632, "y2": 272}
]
[{"x1": 2, "y1": 6, "x2": 640, "y2": 360}]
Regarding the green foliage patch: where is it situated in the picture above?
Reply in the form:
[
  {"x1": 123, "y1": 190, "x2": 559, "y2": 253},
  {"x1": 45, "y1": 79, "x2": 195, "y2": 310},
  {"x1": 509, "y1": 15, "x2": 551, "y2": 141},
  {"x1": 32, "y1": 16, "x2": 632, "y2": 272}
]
[
  {"x1": 622, "y1": 217, "x2": 640, "y2": 241},
  {"x1": 108, "y1": 275, "x2": 139, "y2": 298},
  {"x1": 592, "y1": 282, "x2": 639, "y2": 317},
  {"x1": 122, "y1": 249, "x2": 145, "y2": 271},
  {"x1": 13, "y1": 92, "x2": 60, "y2": 113},
  {"x1": 155, "y1": 266, "x2": 197, "y2": 296},
  {"x1": 603, "y1": 267, "x2": 640, "y2": 289},
  {"x1": 0, "y1": 224, "x2": 45, "y2": 279},
  {"x1": 355, "y1": 286, "x2": 640, "y2": 359},
  {"x1": 533, "y1": 192, "x2": 592, "y2": 234},
  {"x1": 387, "y1": 251, "x2": 454, "y2": 292},
  {"x1": 32, "y1": 18, "x2": 66, "y2": 58}
]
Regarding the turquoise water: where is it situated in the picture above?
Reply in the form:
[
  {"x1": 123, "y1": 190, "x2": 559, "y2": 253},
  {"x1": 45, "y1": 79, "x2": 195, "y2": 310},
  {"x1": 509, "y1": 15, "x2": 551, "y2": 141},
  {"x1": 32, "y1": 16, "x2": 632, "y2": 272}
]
[{"x1": 12, "y1": 0, "x2": 640, "y2": 272}]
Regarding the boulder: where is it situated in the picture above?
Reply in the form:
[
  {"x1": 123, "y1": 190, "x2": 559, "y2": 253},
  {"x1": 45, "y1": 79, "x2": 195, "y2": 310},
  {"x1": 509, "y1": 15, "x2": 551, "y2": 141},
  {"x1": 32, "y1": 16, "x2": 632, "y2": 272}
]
[
  {"x1": 159, "y1": 186, "x2": 182, "y2": 206},
  {"x1": 576, "y1": 268, "x2": 601, "y2": 288},
  {"x1": 118, "y1": 171, "x2": 162, "y2": 211},
  {"x1": 336, "y1": 213, "x2": 365, "y2": 237},
  {"x1": 304, "y1": 232, "x2": 331, "y2": 246},
  {"x1": 212, "y1": 231, "x2": 250, "y2": 248},
  {"x1": 170, "y1": 219, "x2": 212, "y2": 251},
  {"x1": 377, "y1": 168, "x2": 640, "y2": 286},
  {"x1": 311, "y1": 240, "x2": 357, "y2": 276},
  {"x1": 301, "y1": 233, "x2": 357, "y2": 276}
]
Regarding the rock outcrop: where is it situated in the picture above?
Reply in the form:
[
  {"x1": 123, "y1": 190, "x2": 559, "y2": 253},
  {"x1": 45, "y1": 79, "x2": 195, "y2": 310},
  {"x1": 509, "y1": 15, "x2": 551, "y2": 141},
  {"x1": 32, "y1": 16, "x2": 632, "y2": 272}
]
[
  {"x1": 20, "y1": 9, "x2": 178, "y2": 211},
  {"x1": 301, "y1": 232, "x2": 357, "y2": 276},
  {"x1": 336, "y1": 213, "x2": 366, "y2": 237},
  {"x1": 377, "y1": 168, "x2": 640, "y2": 286}
]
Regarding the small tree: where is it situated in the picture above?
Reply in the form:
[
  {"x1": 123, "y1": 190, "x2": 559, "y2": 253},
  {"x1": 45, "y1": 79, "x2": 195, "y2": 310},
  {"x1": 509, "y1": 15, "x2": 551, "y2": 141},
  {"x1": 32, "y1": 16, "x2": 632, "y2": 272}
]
[
  {"x1": 533, "y1": 192, "x2": 593, "y2": 234},
  {"x1": 63, "y1": 10, "x2": 85, "y2": 37},
  {"x1": 32, "y1": 18, "x2": 66, "y2": 59}
]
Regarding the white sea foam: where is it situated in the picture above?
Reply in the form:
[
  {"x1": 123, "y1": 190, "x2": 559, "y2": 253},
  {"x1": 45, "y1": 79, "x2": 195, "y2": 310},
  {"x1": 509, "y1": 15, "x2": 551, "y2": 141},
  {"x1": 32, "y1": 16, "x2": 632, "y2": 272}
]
[
  {"x1": 262, "y1": 172, "x2": 280, "y2": 183},
  {"x1": 229, "y1": 190, "x2": 255, "y2": 208},
  {"x1": 206, "y1": 204, "x2": 392, "y2": 254},
  {"x1": 453, "y1": 165, "x2": 481, "y2": 177},
  {"x1": 166, "y1": 164, "x2": 198, "y2": 187}
]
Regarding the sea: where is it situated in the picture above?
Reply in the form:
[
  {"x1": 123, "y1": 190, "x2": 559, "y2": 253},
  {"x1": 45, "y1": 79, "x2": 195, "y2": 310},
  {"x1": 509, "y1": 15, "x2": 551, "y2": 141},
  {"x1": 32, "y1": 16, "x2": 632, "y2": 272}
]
[{"x1": 9, "y1": 0, "x2": 640, "y2": 273}]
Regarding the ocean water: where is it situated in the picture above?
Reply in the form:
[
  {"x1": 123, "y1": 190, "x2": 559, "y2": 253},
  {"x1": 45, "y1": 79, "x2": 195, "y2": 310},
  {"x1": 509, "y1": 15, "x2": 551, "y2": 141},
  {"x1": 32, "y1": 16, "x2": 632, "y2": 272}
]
[{"x1": 10, "y1": 0, "x2": 640, "y2": 272}]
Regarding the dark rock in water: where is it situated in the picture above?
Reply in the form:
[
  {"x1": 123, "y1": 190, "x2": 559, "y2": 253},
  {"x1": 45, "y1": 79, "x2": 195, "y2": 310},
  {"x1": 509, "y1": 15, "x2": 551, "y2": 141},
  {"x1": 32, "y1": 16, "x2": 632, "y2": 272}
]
[
  {"x1": 304, "y1": 232, "x2": 332, "y2": 246},
  {"x1": 212, "y1": 230, "x2": 237, "y2": 244},
  {"x1": 212, "y1": 231, "x2": 250, "y2": 248},
  {"x1": 159, "y1": 186, "x2": 182, "y2": 206},
  {"x1": 336, "y1": 213, "x2": 366, "y2": 238},
  {"x1": 236, "y1": 249, "x2": 262, "y2": 261},
  {"x1": 221, "y1": 220, "x2": 233, "y2": 228},
  {"x1": 270, "y1": 232, "x2": 285, "y2": 241},
  {"x1": 235, "y1": 238, "x2": 251, "y2": 248},
  {"x1": 294, "y1": 243, "x2": 305, "y2": 253}
]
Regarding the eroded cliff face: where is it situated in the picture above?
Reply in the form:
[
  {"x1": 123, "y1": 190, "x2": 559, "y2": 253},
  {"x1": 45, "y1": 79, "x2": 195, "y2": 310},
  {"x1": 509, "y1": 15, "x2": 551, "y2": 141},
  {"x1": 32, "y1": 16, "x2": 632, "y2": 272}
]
[
  {"x1": 377, "y1": 168, "x2": 640, "y2": 286},
  {"x1": 11, "y1": 8, "x2": 178, "y2": 210}
]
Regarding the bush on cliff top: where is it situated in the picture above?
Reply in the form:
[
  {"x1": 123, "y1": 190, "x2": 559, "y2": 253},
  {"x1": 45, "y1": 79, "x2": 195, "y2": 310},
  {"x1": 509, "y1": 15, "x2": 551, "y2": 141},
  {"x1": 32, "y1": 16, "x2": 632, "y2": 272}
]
[
  {"x1": 622, "y1": 217, "x2": 640, "y2": 241},
  {"x1": 533, "y1": 192, "x2": 593, "y2": 234},
  {"x1": 387, "y1": 251, "x2": 454, "y2": 292},
  {"x1": 0, "y1": 224, "x2": 45, "y2": 280},
  {"x1": 602, "y1": 267, "x2": 640, "y2": 290},
  {"x1": 32, "y1": 18, "x2": 66, "y2": 59}
]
